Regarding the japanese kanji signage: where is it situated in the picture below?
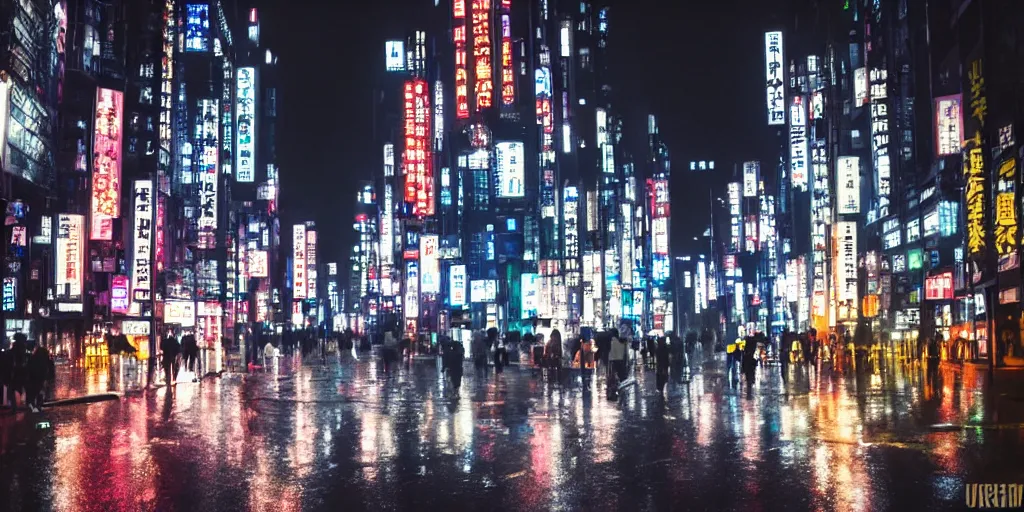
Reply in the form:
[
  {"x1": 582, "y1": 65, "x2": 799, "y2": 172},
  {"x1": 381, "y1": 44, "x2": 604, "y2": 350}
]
[
  {"x1": 935, "y1": 94, "x2": 963, "y2": 157},
  {"x1": 764, "y1": 31, "x2": 785, "y2": 125},
  {"x1": 500, "y1": 3, "x2": 514, "y2": 106},
  {"x1": 132, "y1": 180, "x2": 154, "y2": 302},
  {"x1": 838, "y1": 221, "x2": 858, "y2": 302},
  {"x1": 403, "y1": 79, "x2": 434, "y2": 216},
  {"x1": 837, "y1": 156, "x2": 860, "y2": 214},
  {"x1": 292, "y1": 224, "x2": 306, "y2": 299},
  {"x1": 56, "y1": 214, "x2": 84, "y2": 302},
  {"x1": 453, "y1": 0, "x2": 469, "y2": 118},
  {"x1": 870, "y1": 67, "x2": 890, "y2": 214},
  {"x1": 91, "y1": 88, "x2": 124, "y2": 240},
  {"x1": 789, "y1": 96, "x2": 808, "y2": 191},
  {"x1": 472, "y1": 0, "x2": 492, "y2": 111},
  {"x1": 964, "y1": 57, "x2": 987, "y2": 258},
  {"x1": 994, "y1": 156, "x2": 1016, "y2": 256}
]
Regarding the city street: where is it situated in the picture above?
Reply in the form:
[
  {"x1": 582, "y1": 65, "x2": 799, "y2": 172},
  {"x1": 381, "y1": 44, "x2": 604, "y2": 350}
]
[{"x1": 2, "y1": 352, "x2": 1023, "y2": 511}]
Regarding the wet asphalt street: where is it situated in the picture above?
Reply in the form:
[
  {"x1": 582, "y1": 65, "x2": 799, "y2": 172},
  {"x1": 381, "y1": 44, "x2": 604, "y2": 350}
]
[{"x1": 1, "y1": 350, "x2": 1024, "y2": 511}]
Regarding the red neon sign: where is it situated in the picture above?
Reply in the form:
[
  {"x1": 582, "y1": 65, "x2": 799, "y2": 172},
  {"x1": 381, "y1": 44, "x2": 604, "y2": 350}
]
[
  {"x1": 454, "y1": 25, "x2": 469, "y2": 119},
  {"x1": 403, "y1": 80, "x2": 433, "y2": 217},
  {"x1": 91, "y1": 87, "x2": 124, "y2": 240},
  {"x1": 472, "y1": 0, "x2": 492, "y2": 111}
]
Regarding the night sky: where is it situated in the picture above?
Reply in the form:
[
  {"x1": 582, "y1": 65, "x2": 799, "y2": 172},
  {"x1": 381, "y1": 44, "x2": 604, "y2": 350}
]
[{"x1": 260, "y1": 0, "x2": 793, "y2": 265}]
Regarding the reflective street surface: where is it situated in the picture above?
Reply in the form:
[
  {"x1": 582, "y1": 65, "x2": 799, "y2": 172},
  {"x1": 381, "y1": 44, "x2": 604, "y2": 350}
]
[{"x1": 2, "y1": 350, "x2": 1024, "y2": 511}]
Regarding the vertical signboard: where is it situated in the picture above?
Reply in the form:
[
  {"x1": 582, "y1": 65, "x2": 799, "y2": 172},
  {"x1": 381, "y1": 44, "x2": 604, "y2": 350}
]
[
  {"x1": 56, "y1": 214, "x2": 84, "y2": 303},
  {"x1": 563, "y1": 186, "x2": 579, "y2": 260},
  {"x1": 521, "y1": 273, "x2": 539, "y2": 318},
  {"x1": 764, "y1": 31, "x2": 785, "y2": 125},
  {"x1": 743, "y1": 161, "x2": 759, "y2": 197},
  {"x1": 838, "y1": 221, "x2": 858, "y2": 302},
  {"x1": 306, "y1": 229, "x2": 318, "y2": 299},
  {"x1": 292, "y1": 224, "x2": 306, "y2": 299},
  {"x1": 495, "y1": 141, "x2": 525, "y2": 197},
  {"x1": 870, "y1": 67, "x2": 891, "y2": 213},
  {"x1": 91, "y1": 88, "x2": 124, "y2": 240},
  {"x1": 934, "y1": 94, "x2": 963, "y2": 157},
  {"x1": 405, "y1": 261, "x2": 419, "y2": 319},
  {"x1": 789, "y1": 96, "x2": 808, "y2": 191},
  {"x1": 111, "y1": 275, "x2": 129, "y2": 314},
  {"x1": 449, "y1": 264, "x2": 466, "y2": 307},
  {"x1": 472, "y1": 0, "x2": 493, "y2": 111},
  {"x1": 197, "y1": 99, "x2": 219, "y2": 247},
  {"x1": 853, "y1": 67, "x2": 868, "y2": 106},
  {"x1": 453, "y1": 0, "x2": 469, "y2": 118},
  {"x1": 403, "y1": 79, "x2": 434, "y2": 216},
  {"x1": 963, "y1": 57, "x2": 987, "y2": 259},
  {"x1": 420, "y1": 235, "x2": 439, "y2": 294},
  {"x1": 132, "y1": 180, "x2": 154, "y2": 302},
  {"x1": 994, "y1": 155, "x2": 1018, "y2": 256},
  {"x1": 728, "y1": 182, "x2": 741, "y2": 253},
  {"x1": 235, "y1": 67, "x2": 256, "y2": 182},
  {"x1": 500, "y1": 5, "x2": 514, "y2": 105},
  {"x1": 836, "y1": 156, "x2": 860, "y2": 214}
]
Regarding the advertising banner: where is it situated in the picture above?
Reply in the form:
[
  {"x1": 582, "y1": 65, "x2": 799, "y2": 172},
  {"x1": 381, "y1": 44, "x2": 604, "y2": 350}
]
[
  {"x1": 132, "y1": 180, "x2": 154, "y2": 302},
  {"x1": 420, "y1": 235, "x2": 440, "y2": 294},
  {"x1": 765, "y1": 31, "x2": 785, "y2": 125},
  {"x1": 56, "y1": 214, "x2": 84, "y2": 302},
  {"x1": 404, "y1": 261, "x2": 419, "y2": 319},
  {"x1": 838, "y1": 221, "x2": 858, "y2": 302},
  {"x1": 91, "y1": 88, "x2": 124, "y2": 240},
  {"x1": 836, "y1": 156, "x2": 860, "y2": 214},
  {"x1": 495, "y1": 142, "x2": 525, "y2": 197},
  {"x1": 449, "y1": 264, "x2": 466, "y2": 307},
  {"x1": 235, "y1": 67, "x2": 256, "y2": 182},
  {"x1": 292, "y1": 224, "x2": 306, "y2": 299}
]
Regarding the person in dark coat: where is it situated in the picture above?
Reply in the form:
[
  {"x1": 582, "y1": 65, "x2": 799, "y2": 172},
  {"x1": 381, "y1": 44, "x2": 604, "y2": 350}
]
[
  {"x1": 9, "y1": 335, "x2": 27, "y2": 411},
  {"x1": 26, "y1": 345, "x2": 53, "y2": 412},
  {"x1": 655, "y1": 336, "x2": 671, "y2": 396},
  {"x1": 160, "y1": 330, "x2": 180, "y2": 388},
  {"x1": 488, "y1": 328, "x2": 504, "y2": 374},
  {"x1": 0, "y1": 340, "x2": 12, "y2": 410},
  {"x1": 742, "y1": 335, "x2": 758, "y2": 389},
  {"x1": 181, "y1": 332, "x2": 200, "y2": 376},
  {"x1": 447, "y1": 339, "x2": 465, "y2": 394}
]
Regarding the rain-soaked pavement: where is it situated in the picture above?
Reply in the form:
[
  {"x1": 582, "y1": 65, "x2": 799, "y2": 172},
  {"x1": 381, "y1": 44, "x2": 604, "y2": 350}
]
[{"x1": 2, "y1": 349, "x2": 1024, "y2": 511}]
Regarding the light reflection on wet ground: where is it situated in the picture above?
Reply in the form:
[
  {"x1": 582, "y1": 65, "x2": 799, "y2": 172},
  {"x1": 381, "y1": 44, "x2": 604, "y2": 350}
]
[{"x1": 2, "y1": 351, "x2": 1024, "y2": 511}]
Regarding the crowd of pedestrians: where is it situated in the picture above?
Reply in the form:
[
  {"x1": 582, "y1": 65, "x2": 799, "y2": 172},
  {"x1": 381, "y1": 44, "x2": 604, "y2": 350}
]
[{"x1": 0, "y1": 333, "x2": 55, "y2": 413}]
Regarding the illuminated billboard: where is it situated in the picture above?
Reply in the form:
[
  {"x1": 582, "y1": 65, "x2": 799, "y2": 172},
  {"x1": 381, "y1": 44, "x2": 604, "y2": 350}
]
[
  {"x1": 500, "y1": 9, "x2": 514, "y2": 105},
  {"x1": 385, "y1": 40, "x2": 405, "y2": 71},
  {"x1": 197, "y1": 98, "x2": 219, "y2": 244},
  {"x1": 185, "y1": 4, "x2": 210, "y2": 52},
  {"x1": 380, "y1": 181, "x2": 394, "y2": 265},
  {"x1": 743, "y1": 161, "x2": 759, "y2": 197},
  {"x1": 764, "y1": 31, "x2": 785, "y2": 125},
  {"x1": 472, "y1": 0, "x2": 492, "y2": 111},
  {"x1": 248, "y1": 250, "x2": 268, "y2": 277},
  {"x1": 55, "y1": 214, "x2": 84, "y2": 303},
  {"x1": 964, "y1": 57, "x2": 987, "y2": 259},
  {"x1": 449, "y1": 264, "x2": 466, "y2": 307},
  {"x1": 111, "y1": 275, "x2": 129, "y2": 314},
  {"x1": 837, "y1": 221, "x2": 858, "y2": 302},
  {"x1": 995, "y1": 156, "x2": 1017, "y2": 256},
  {"x1": 649, "y1": 179, "x2": 670, "y2": 219},
  {"x1": 522, "y1": 273, "x2": 539, "y2": 318},
  {"x1": 420, "y1": 235, "x2": 439, "y2": 294},
  {"x1": 925, "y1": 271, "x2": 954, "y2": 300},
  {"x1": 495, "y1": 141, "x2": 525, "y2": 197},
  {"x1": 292, "y1": 224, "x2": 306, "y2": 299},
  {"x1": 306, "y1": 230, "x2": 317, "y2": 299},
  {"x1": 870, "y1": 67, "x2": 891, "y2": 212},
  {"x1": 404, "y1": 261, "x2": 419, "y2": 319},
  {"x1": 728, "y1": 182, "x2": 741, "y2": 253},
  {"x1": 235, "y1": 67, "x2": 256, "y2": 182},
  {"x1": 935, "y1": 94, "x2": 963, "y2": 157},
  {"x1": 836, "y1": 156, "x2": 860, "y2": 214},
  {"x1": 403, "y1": 79, "x2": 434, "y2": 216},
  {"x1": 453, "y1": 1, "x2": 469, "y2": 119},
  {"x1": 789, "y1": 96, "x2": 808, "y2": 191},
  {"x1": 470, "y1": 279, "x2": 497, "y2": 303},
  {"x1": 91, "y1": 87, "x2": 124, "y2": 241},
  {"x1": 131, "y1": 180, "x2": 154, "y2": 303},
  {"x1": 854, "y1": 67, "x2": 868, "y2": 106},
  {"x1": 563, "y1": 186, "x2": 579, "y2": 260}
]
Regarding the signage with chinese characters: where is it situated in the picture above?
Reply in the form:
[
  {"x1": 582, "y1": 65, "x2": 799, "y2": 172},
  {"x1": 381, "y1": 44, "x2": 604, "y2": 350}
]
[
  {"x1": 56, "y1": 214, "x2": 84, "y2": 303},
  {"x1": 563, "y1": 186, "x2": 579, "y2": 260},
  {"x1": 870, "y1": 67, "x2": 891, "y2": 214},
  {"x1": 2, "y1": 277, "x2": 15, "y2": 312},
  {"x1": 472, "y1": 0, "x2": 492, "y2": 111},
  {"x1": 248, "y1": 250, "x2": 268, "y2": 277},
  {"x1": 164, "y1": 301, "x2": 196, "y2": 327},
  {"x1": 500, "y1": 6, "x2": 514, "y2": 106},
  {"x1": 132, "y1": 180, "x2": 153, "y2": 302},
  {"x1": 935, "y1": 95, "x2": 963, "y2": 157},
  {"x1": 743, "y1": 161, "x2": 759, "y2": 197},
  {"x1": 235, "y1": 67, "x2": 256, "y2": 182},
  {"x1": 453, "y1": 0, "x2": 469, "y2": 119},
  {"x1": 838, "y1": 221, "x2": 858, "y2": 302},
  {"x1": 836, "y1": 156, "x2": 860, "y2": 214},
  {"x1": 403, "y1": 79, "x2": 434, "y2": 216},
  {"x1": 420, "y1": 235, "x2": 440, "y2": 294},
  {"x1": 728, "y1": 182, "x2": 741, "y2": 253},
  {"x1": 495, "y1": 141, "x2": 525, "y2": 197},
  {"x1": 91, "y1": 88, "x2": 124, "y2": 240},
  {"x1": 449, "y1": 264, "x2": 466, "y2": 307},
  {"x1": 404, "y1": 261, "x2": 419, "y2": 319},
  {"x1": 306, "y1": 229, "x2": 318, "y2": 299},
  {"x1": 292, "y1": 224, "x2": 306, "y2": 299},
  {"x1": 925, "y1": 271, "x2": 953, "y2": 300},
  {"x1": 854, "y1": 67, "x2": 868, "y2": 106},
  {"x1": 789, "y1": 96, "x2": 808, "y2": 190},
  {"x1": 964, "y1": 57, "x2": 987, "y2": 259},
  {"x1": 111, "y1": 275, "x2": 129, "y2": 314},
  {"x1": 764, "y1": 31, "x2": 785, "y2": 125},
  {"x1": 994, "y1": 156, "x2": 1017, "y2": 256},
  {"x1": 196, "y1": 99, "x2": 219, "y2": 241}
]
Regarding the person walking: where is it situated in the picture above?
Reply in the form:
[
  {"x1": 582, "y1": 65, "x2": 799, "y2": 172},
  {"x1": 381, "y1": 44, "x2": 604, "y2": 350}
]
[
  {"x1": 160, "y1": 330, "x2": 180, "y2": 389},
  {"x1": 471, "y1": 330, "x2": 488, "y2": 374},
  {"x1": 382, "y1": 329, "x2": 399, "y2": 374},
  {"x1": 489, "y1": 328, "x2": 505, "y2": 374},
  {"x1": 742, "y1": 335, "x2": 758, "y2": 391},
  {"x1": 577, "y1": 334, "x2": 595, "y2": 388},
  {"x1": 26, "y1": 345, "x2": 53, "y2": 412},
  {"x1": 655, "y1": 336, "x2": 670, "y2": 396},
  {"x1": 0, "y1": 339, "x2": 12, "y2": 411},
  {"x1": 607, "y1": 328, "x2": 628, "y2": 392},
  {"x1": 447, "y1": 338, "x2": 465, "y2": 396},
  {"x1": 546, "y1": 329, "x2": 563, "y2": 383}
]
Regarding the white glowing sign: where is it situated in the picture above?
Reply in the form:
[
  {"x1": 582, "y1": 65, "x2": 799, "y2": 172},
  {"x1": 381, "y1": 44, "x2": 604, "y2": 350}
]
[
  {"x1": 385, "y1": 40, "x2": 405, "y2": 71},
  {"x1": 131, "y1": 180, "x2": 154, "y2": 303},
  {"x1": 164, "y1": 300, "x2": 196, "y2": 327},
  {"x1": 380, "y1": 182, "x2": 394, "y2": 265},
  {"x1": 838, "y1": 221, "x2": 858, "y2": 302},
  {"x1": 306, "y1": 230, "x2": 317, "y2": 299},
  {"x1": 405, "y1": 261, "x2": 419, "y2": 319},
  {"x1": 743, "y1": 161, "x2": 759, "y2": 197},
  {"x1": 292, "y1": 224, "x2": 306, "y2": 299},
  {"x1": 935, "y1": 95, "x2": 963, "y2": 157},
  {"x1": 495, "y1": 141, "x2": 525, "y2": 198},
  {"x1": 197, "y1": 98, "x2": 218, "y2": 234},
  {"x1": 870, "y1": 67, "x2": 890, "y2": 213},
  {"x1": 449, "y1": 264, "x2": 466, "y2": 307},
  {"x1": 728, "y1": 182, "x2": 741, "y2": 253},
  {"x1": 235, "y1": 67, "x2": 256, "y2": 182},
  {"x1": 854, "y1": 67, "x2": 868, "y2": 106},
  {"x1": 765, "y1": 31, "x2": 785, "y2": 125},
  {"x1": 790, "y1": 96, "x2": 808, "y2": 191},
  {"x1": 521, "y1": 273, "x2": 540, "y2": 319},
  {"x1": 55, "y1": 214, "x2": 84, "y2": 302},
  {"x1": 837, "y1": 156, "x2": 860, "y2": 215},
  {"x1": 420, "y1": 235, "x2": 439, "y2": 294}
]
